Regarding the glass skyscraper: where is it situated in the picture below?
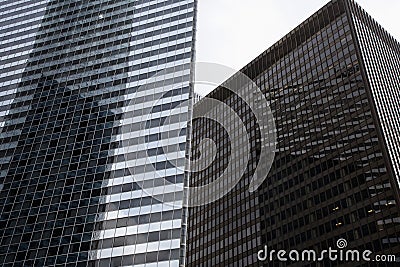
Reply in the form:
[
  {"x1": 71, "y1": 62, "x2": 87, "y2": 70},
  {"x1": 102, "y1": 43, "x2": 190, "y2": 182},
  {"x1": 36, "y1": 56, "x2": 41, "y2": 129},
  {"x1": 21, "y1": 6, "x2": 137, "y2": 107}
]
[
  {"x1": 187, "y1": 0, "x2": 400, "y2": 266},
  {"x1": 0, "y1": 0, "x2": 197, "y2": 266}
]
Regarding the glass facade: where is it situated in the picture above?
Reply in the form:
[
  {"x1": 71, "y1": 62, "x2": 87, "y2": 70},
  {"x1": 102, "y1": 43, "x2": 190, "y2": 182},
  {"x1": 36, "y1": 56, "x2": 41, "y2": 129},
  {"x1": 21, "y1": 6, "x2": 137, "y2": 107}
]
[
  {"x1": 349, "y1": 0, "x2": 400, "y2": 200},
  {"x1": 188, "y1": 85, "x2": 263, "y2": 266},
  {"x1": 187, "y1": 0, "x2": 400, "y2": 266},
  {"x1": 0, "y1": 0, "x2": 197, "y2": 266}
]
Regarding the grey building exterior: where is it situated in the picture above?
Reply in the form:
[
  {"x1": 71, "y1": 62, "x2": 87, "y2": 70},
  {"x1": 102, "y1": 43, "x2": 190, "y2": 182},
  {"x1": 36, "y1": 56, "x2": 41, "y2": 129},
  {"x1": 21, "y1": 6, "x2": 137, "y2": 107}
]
[
  {"x1": 187, "y1": 0, "x2": 400, "y2": 266},
  {"x1": 0, "y1": 0, "x2": 197, "y2": 266}
]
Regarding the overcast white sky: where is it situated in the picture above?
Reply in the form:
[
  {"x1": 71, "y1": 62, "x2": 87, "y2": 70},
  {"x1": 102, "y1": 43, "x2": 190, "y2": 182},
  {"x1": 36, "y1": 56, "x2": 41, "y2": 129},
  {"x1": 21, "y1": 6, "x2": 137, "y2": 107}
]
[{"x1": 195, "y1": 0, "x2": 400, "y2": 95}]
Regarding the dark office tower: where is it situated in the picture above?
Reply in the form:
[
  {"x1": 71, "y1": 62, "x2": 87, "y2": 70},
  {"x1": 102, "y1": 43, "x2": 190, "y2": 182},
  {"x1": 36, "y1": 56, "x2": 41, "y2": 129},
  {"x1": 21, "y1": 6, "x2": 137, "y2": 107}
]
[
  {"x1": 187, "y1": 0, "x2": 400, "y2": 266},
  {"x1": 0, "y1": 0, "x2": 197, "y2": 266}
]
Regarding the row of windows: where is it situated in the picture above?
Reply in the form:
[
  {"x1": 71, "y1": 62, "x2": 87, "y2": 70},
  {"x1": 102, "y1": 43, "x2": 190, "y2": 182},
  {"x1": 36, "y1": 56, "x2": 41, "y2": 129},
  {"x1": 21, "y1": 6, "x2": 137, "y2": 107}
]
[{"x1": 0, "y1": 32, "x2": 193, "y2": 92}]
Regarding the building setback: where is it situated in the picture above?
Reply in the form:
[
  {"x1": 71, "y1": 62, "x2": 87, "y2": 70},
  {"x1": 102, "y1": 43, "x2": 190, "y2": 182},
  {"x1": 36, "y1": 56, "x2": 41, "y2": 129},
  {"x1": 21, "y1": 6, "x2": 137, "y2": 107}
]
[
  {"x1": 187, "y1": 0, "x2": 400, "y2": 266},
  {"x1": 0, "y1": 0, "x2": 197, "y2": 266}
]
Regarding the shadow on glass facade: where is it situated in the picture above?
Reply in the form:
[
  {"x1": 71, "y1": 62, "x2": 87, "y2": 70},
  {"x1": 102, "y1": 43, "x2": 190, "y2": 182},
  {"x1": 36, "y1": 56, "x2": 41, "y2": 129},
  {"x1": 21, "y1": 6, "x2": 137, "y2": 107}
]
[{"x1": 0, "y1": 0, "x2": 197, "y2": 266}]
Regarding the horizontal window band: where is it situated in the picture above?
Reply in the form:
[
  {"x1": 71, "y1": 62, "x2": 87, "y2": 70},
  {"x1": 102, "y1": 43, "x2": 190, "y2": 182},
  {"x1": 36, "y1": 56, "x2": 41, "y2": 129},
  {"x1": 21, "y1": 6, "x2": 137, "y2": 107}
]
[
  {"x1": 93, "y1": 228, "x2": 181, "y2": 249},
  {"x1": 96, "y1": 209, "x2": 183, "y2": 231},
  {"x1": 93, "y1": 219, "x2": 182, "y2": 240}
]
